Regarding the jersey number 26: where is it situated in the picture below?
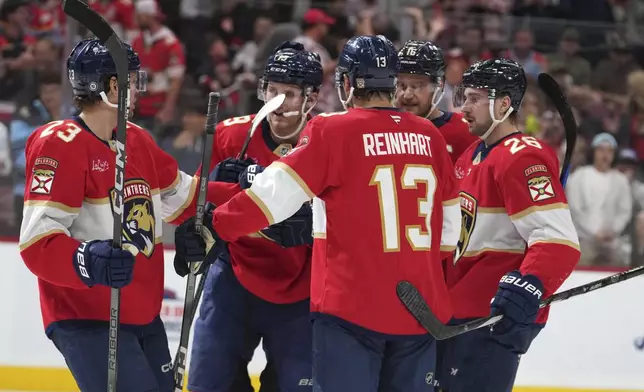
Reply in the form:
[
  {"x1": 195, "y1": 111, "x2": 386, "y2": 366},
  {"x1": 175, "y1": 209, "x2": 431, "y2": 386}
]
[{"x1": 370, "y1": 164, "x2": 437, "y2": 252}]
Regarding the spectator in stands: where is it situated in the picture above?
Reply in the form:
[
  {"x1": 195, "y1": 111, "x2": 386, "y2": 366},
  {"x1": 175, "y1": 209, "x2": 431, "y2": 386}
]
[
  {"x1": 132, "y1": 0, "x2": 186, "y2": 136},
  {"x1": 579, "y1": 95, "x2": 631, "y2": 147},
  {"x1": 503, "y1": 28, "x2": 548, "y2": 79},
  {"x1": 87, "y1": 0, "x2": 137, "y2": 43},
  {"x1": 592, "y1": 35, "x2": 640, "y2": 96},
  {"x1": 630, "y1": 211, "x2": 644, "y2": 265},
  {"x1": 547, "y1": 28, "x2": 592, "y2": 86},
  {"x1": 9, "y1": 70, "x2": 61, "y2": 226},
  {"x1": 448, "y1": 26, "x2": 489, "y2": 66},
  {"x1": 566, "y1": 133, "x2": 633, "y2": 266},
  {"x1": 158, "y1": 95, "x2": 206, "y2": 175},
  {"x1": 19, "y1": 37, "x2": 61, "y2": 103},
  {"x1": 615, "y1": 148, "x2": 644, "y2": 211},
  {"x1": 295, "y1": 8, "x2": 342, "y2": 114},
  {"x1": 0, "y1": 0, "x2": 35, "y2": 101},
  {"x1": 232, "y1": 15, "x2": 274, "y2": 75},
  {"x1": 626, "y1": 70, "x2": 644, "y2": 161}
]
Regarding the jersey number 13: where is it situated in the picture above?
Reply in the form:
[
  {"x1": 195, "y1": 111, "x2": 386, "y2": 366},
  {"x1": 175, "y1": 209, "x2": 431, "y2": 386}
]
[{"x1": 370, "y1": 164, "x2": 437, "y2": 252}]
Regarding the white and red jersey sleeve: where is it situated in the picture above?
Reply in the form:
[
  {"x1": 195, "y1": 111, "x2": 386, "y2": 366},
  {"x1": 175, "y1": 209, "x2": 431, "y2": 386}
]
[
  {"x1": 433, "y1": 128, "x2": 461, "y2": 258},
  {"x1": 212, "y1": 115, "x2": 334, "y2": 240},
  {"x1": 497, "y1": 145, "x2": 580, "y2": 295},
  {"x1": 19, "y1": 120, "x2": 88, "y2": 290}
]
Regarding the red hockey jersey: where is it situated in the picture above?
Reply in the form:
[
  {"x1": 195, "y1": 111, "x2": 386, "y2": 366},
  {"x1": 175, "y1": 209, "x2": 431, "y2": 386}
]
[
  {"x1": 432, "y1": 111, "x2": 479, "y2": 163},
  {"x1": 211, "y1": 108, "x2": 462, "y2": 335},
  {"x1": 205, "y1": 114, "x2": 312, "y2": 304},
  {"x1": 19, "y1": 118, "x2": 196, "y2": 330},
  {"x1": 447, "y1": 133, "x2": 580, "y2": 323}
]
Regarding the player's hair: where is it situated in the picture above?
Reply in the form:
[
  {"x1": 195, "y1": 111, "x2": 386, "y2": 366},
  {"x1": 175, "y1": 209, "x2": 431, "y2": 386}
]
[
  {"x1": 73, "y1": 74, "x2": 116, "y2": 111},
  {"x1": 353, "y1": 88, "x2": 395, "y2": 103}
]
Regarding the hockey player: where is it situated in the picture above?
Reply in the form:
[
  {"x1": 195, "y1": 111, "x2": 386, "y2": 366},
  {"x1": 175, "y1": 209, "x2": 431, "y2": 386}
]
[
  {"x1": 395, "y1": 40, "x2": 478, "y2": 163},
  {"x1": 440, "y1": 59, "x2": 580, "y2": 391},
  {"x1": 173, "y1": 41, "x2": 322, "y2": 392},
  {"x1": 18, "y1": 38, "x2": 197, "y2": 392},
  {"x1": 176, "y1": 35, "x2": 462, "y2": 392}
]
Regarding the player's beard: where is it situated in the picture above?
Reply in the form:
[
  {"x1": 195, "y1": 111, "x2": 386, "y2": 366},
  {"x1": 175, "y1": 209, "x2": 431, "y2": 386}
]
[
  {"x1": 469, "y1": 117, "x2": 493, "y2": 138},
  {"x1": 268, "y1": 112, "x2": 301, "y2": 141},
  {"x1": 399, "y1": 97, "x2": 432, "y2": 119}
]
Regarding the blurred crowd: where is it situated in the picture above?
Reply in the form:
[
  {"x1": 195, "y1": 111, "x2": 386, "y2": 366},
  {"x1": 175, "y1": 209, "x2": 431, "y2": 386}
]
[{"x1": 1, "y1": 0, "x2": 644, "y2": 268}]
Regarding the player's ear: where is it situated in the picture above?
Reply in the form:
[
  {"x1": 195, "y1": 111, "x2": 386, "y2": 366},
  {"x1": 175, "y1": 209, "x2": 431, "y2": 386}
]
[
  {"x1": 108, "y1": 76, "x2": 118, "y2": 99},
  {"x1": 306, "y1": 91, "x2": 319, "y2": 109}
]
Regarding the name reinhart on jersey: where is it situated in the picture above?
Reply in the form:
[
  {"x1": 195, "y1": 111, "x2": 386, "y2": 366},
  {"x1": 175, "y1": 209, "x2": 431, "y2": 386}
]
[{"x1": 363, "y1": 132, "x2": 433, "y2": 157}]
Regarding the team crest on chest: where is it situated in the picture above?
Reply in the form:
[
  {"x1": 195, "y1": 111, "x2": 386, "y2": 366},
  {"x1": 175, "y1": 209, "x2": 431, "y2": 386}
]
[
  {"x1": 31, "y1": 157, "x2": 58, "y2": 195},
  {"x1": 455, "y1": 192, "x2": 478, "y2": 263},
  {"x1": 527, "y1": 175, "x2": 555, "y2": 202},
  {"x1": 110, "y1": 179, "x2": 156, "y2": 258}
]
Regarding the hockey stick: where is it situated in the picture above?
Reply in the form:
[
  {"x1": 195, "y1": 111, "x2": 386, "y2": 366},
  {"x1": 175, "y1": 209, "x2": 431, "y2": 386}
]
[
  {"x1": 173, "y1": 92, "x2": 221, "y2": 391},
  {"x1": 237, "y1": 93, "x2": 285, "y2": 159},
  {"x1": 538, "y1": 73, "x2": 577, "y2": 186},
  {"x1": 62, "y1": 1, "x2": 129, "y2": 390},
  {"x1": 176, "y1": 94, "x2": 287, "y2": 340},
  {"x1": 397, "y1": 73, "x2": 580, "y2": 341},
  {"x1": 399, "y1": 263, "x2": 644, "y2": 340}
]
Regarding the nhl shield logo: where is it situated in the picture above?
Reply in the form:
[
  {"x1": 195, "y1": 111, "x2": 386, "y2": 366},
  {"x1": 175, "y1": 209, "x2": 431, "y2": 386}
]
[
  {"x1": 110, "y1": 179, "x2": 156, "y2": 258},
  {"x1": 455, "y1": 191, "x2": 478, "y2": 263}
]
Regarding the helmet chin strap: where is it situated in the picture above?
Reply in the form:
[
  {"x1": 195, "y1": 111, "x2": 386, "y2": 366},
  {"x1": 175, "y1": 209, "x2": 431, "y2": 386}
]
[
  {"x1": 270, "y1": 91, "x2": 316, "y2": 141},
  {"x1": 424, "y1": 84, "x2": 445, "y2": 120},
  {"x1": 337, "y1": 86, "x2": 354, "y2": 110},
  {"x1": 479, "y1": 96, "x2": 513, "y2": 141},
  {"x1": 100, "y1": 90, "x2": 130, "y2": 110}
]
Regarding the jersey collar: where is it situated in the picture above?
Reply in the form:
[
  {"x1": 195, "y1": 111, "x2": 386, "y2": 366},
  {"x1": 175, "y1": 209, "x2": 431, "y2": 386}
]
[
  {"x1": 432, "y1": 111, "x2": 453, "y2": 128},
  {"x1": 471, "y1": 131, "x2": 521, "y2": 164}
]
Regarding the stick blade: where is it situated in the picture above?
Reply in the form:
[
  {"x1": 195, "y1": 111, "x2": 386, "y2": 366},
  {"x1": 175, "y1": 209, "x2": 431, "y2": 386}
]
[
  {"x1": 63, "y1": 0, "x2": 113, "y2": 42},
  {"x1": 537, "y1": 73, "x2": 577, "y2": 186},
  {"x1": 397, "y1": 281, "x2": 450, "y2": 340}
]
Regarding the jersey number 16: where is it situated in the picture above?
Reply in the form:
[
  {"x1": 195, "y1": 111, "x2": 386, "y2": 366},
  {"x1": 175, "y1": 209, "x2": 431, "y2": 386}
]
[{"x1": 370, "y1": 164, "x2": 437, "y2": 252}]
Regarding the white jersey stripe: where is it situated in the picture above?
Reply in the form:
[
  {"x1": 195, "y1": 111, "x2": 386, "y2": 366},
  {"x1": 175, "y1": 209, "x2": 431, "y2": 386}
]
[
  {"x1": 162, "y1": 171, "x2": 197, "y2": 222},
  {"x1": 512, "y1": 206, "x2": 580, "y2": 251},
  {"x1": 441, "y1": 202, "x2": 461, "y2": 251},
  {"x1": 312, "y1": 197, "x2": 327, "y2": 238},
  {"x1": 462, "y1": 211, "x2": 527, "y2": 256},
  {"x1": 247, "y1": 163, "x2": 312, "y2": 225}
]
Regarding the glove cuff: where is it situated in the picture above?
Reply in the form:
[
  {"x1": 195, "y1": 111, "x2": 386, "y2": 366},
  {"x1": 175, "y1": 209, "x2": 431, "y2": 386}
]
[
  {"x1": 498, "y1": 270, "x2": 544, "y2": 304},
  {"x1": 74, "y1": 240, "x2": 99, "y2": 287}
]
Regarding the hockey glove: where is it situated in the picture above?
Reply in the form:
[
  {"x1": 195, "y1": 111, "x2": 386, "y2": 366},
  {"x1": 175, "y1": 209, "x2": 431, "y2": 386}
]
[
  {"x1": 210, "y1": 157, "x2": 255, "y2": 184},
  {"x1": 174, "y1": 203, "x2": 227, "y2": 277},
  {"x1": 489, "y1": 270, "x2": 544, "y2": 353},
  {"x1": 239, "y1": 164, "x2": 265, "y2": 190},
  {"x1": 73, "y1": 240, "x2": 138, "y2": 288},
  {"x1": 260, "y1": 202, "x2": 313, "y2": 247}
]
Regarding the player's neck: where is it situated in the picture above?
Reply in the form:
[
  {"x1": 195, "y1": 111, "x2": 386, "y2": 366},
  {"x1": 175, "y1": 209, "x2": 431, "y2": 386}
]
[
  {"x1": 483, "y1": 121, "x2": 517, "y2": 146},
  {"x1": 427, "y1": 108, "x2": 442, "y2": 120},
  {"x1": 353, "y1": 98, "x2": 394, "y2": 109},
  {"x1": 79, "y1": 110, "x2": 117, "y2": 141}
]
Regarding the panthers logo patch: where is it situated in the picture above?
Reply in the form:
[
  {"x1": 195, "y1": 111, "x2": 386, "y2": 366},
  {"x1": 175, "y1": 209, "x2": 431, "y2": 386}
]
[
  {"x1": 110, "y1": 179, "x2": 156, "y2": 258},
  {"x1": 454, "y1": 191, "x2": 478, "y2": 263}
]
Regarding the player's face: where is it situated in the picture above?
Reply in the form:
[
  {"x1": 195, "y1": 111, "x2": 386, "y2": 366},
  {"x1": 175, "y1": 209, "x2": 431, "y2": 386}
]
[
  {"x1": 593, "y1": 144, "x2": 615, "y2": 170},
  {"x1": 264, "y1": 81, "x2": 306, "y2": 139},
  {"x1": 395, "y1": 74, "x2": 434, "y2": 117},
  {"x1": 459, "y1": 88, "x2": 493, "y2": 137}
]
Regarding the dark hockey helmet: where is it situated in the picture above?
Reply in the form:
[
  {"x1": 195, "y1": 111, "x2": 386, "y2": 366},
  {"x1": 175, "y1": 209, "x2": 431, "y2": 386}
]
[
  {"x1": 260, "y1": 41, "x2": 323, "y2": 95},
  {"x1": 398, "y1": 40, "x2": 445, "y2": 81},
  {"x1": 454, "y1": 58, "x2": 527, "y2": 111},
  {"x1": 335, "y1": 35, "x2": 400, "y2": 92},
  {"x1": 67, "y1": 38, "x2": 146, "y2": 100}
]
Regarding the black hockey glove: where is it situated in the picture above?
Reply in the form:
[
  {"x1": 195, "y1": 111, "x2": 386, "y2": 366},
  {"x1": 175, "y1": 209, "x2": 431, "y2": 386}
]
[
  {"x1": 73, "y1": 239, "x2": 138, "y2": 288},
  {"x1": 239, "y1": 164, "x2": 265, "y2": 190},
  {"x1": 260, "y1": 203, "x2": 313, "y2": 248},
  {"x1": 209, "y1": 157, "x2": 255, "y2": 184},
  {"x1": 174, "y1": 203, "x2": 228, "y2": 277},
  {"x1": 489, "y1": 270, "x2": 544, "y2": 353}
]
